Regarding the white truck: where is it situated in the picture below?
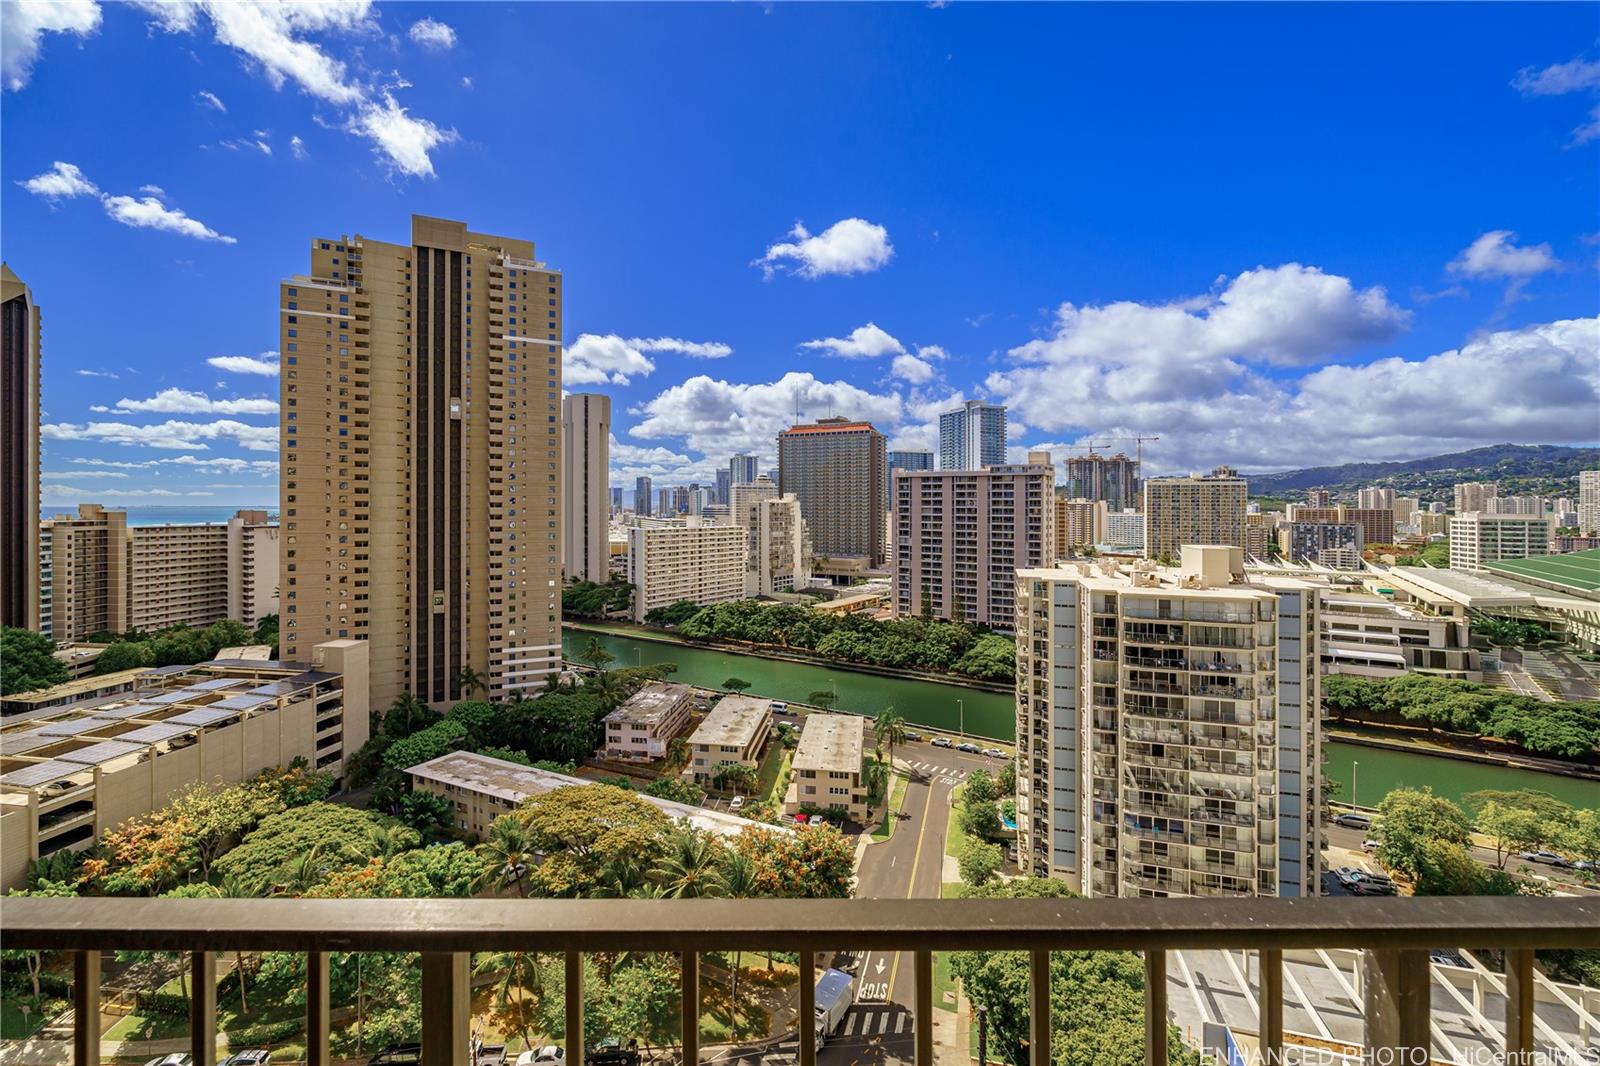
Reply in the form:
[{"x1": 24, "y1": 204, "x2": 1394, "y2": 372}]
[{"x1": 814, "y1": 967, "x2": 856, "y2": 1045}]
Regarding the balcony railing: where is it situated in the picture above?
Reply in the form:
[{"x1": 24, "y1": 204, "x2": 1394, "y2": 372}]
[{"x1": 4, "y1": 897, "x2": 1597, "y2": 1066}]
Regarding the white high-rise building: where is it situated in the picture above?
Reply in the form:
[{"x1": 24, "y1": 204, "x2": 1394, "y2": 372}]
[
  {"x1": 562, "y1": 393, "x2": 611, "y2": 583},
  {"x1": 1576, "y1": 471, "x2": 1599, "y2": 534},
  {"x1": 1487, "y1": 495, "x2": 1546, "y2": 516},
  {"x1": 1454, "y1": 481, "x2": 1498, "y2": 515},
  {"x1": 732, "y1": 475, "x2": 811, "y2": 596},
  {"x1": 938, "y1": 400, "x2": 1007, "y2": 471},
  {"x1": 626, "y1": 522, "x2": 747, "y2": 622},
  {"x1": 1143, "y1": 468, "x2": 1248, "y2": 560},
  {"x1": 1357, "y1": 487, "x2": 1394, "y2": 510},
  {"x1": 1448, "y1": 513, "x2": 1553, "y2": 570},
  {"x1": 1013, "y1": 546, "x2": 1321, "y2": 899}
]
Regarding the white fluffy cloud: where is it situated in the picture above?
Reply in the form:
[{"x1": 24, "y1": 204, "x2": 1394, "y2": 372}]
[
  {"x1": 208, "y1": 352, "x2": 280, "y2": 376},
  {"x1": 41, "y1": 470, "x2": 127, "y2": 478},
  {"x1": 197, "y1": 88, "x2": 226, "y2": 112},
  {"x1": 408, "y1": 17, "x2": 456, "y2": 50},
  {"x1": 1, "y1": 0, "x2": 101, "y2": 90},
  {"x1": 800, "y1": 322, "x2": 905, "y2": 359},
  {"x1": 565, "y1": 334, "x2": 657, "y2": 385},
  {"x1": 1449, "y1": 230, "x2": 1559, "y2": 279},
  {"x1": 631, "y1": 337, "x2": 733, "y2": 359},
  {"x1": 629, "y1": 371, "x2": 904, "y2": 460},
  {"x1": 289, "y1": 135, "x2": 308, "y2": 160},
  {"x1": 106, "y1": 388, "x2": 278, "y2": 416},
  {"x1": 756, "y1": 217, "x2": 893, "y2": 279},
  {"x1": 19, "y1": 161, "x2": 235, "y2": 242},
  {"x1": 1512, "y1": 53, "x2": 1600, "y2": 144},
  {"x1": 133, "y1": 1, "x2": 457, "y2": 178},
  {"x1": 606, "y1": 437, "x2": 718, "y2": 485},
  {"x1": 891, "y1": 353, "x2": 936, "y2": 384},
  {"x1": 101, "y1": 194, "x2": 236, "y2": 243},
  {"x1": 43, "y1": 418, "x2": 279, "y2": 451},
  {"x1": 41, "y1": 485, "x2": 214, "y2": 501}
]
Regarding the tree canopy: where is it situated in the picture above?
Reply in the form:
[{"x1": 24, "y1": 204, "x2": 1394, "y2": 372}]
[{"x1": 0, "y1": 627, "x2": 67, "y2": 695}]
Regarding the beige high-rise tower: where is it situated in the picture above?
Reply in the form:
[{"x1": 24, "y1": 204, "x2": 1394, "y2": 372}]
[
  {"x1": 561, "y1": 393, "x2": 610, "y2": 583},
  {"x1": 279, "y1": 215, "x2": 563, "y2": 709},
  {"x1": 1, "y1": 263, "x2": 41, "y2": 631}
]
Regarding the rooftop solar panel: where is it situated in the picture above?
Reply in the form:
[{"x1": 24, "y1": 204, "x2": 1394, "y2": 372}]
[
  {"x1": 55, "y1": 739, "x2": 146, "y2": 766},
  {"x1": 0, "y1": 730, "x2": 57, "y2": 756},
  {"x1": 118, "y1": 722, "x2": 197, "y2": 744},
  {"x1": 1, "y1": 760, "x2": 90, "y2": 789},
  {"x1": 37, "y1": 717, "x2": 108, "y2": 737},
  {"x1": 189, "y1": 678, "x2": 249, "y2": 691},
  {"x1": 213, "y1": 694, "x2": 275, "y2": 711},
  {"x1": 167, "y1": 707, "x2": 241, "y2": 727},
  {"x1": 248, "y1": 681, "x2": 302, "y2": 697},
  {"x1": 146, "y1": 689, "x2": 198, "y2": 705},
  {"x1": 90, "y1": 703, "x2": 163, "y2": 720}
]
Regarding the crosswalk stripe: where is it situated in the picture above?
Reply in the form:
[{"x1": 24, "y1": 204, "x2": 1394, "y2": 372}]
[
  {"x1": 843, "y1": 1012, "x2": 859, "y2": 1036},
  {"x1": 896, "y1": 1013, "x2": 908, "y2": 1034},
  {"x1": 876, "y1": 1012, "x2": 890, "y2": 1034}
]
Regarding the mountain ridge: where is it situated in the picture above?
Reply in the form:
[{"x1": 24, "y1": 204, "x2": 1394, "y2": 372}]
[{"x1": 1234, "y1": 444, "x2": 1599, "y2": 498}]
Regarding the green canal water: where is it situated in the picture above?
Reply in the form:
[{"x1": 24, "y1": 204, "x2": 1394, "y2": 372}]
[{"x1": 566, "y1": 627, "x2": 1600, "y2": 809}]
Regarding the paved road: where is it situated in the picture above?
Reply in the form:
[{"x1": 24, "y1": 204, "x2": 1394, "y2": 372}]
[{"x1": 1324, "y1": 822, "x2": 1598, "y2": 894}]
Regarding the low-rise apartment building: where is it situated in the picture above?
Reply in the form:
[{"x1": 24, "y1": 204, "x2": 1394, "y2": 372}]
[
  {"x1": 1318, "y1": 593, "x2": 1479, "y2": 680},
  {"x1": 1014, "y1": 546, "x2": 1321, "y2": 899},
  {"x1": 785, "y1": 712, "x2": 867, "y2": 822},
  {"x1": 1278, "y1": 522, "x2": 1362, "y2": 568},
  {"x1": 683, "y1": 695, "x2": 771, "y2": 782},
  {"x1": 408, "y1": 750, "x2": 769, "y2": 840},
  {"x1": 0, "y1": 639, "x2": 368, "y2": 890},
  {"x1": 601, "y1": 681, "x2": 695, "y2": 761},
  {"x1": 626, "y1": 521, "x2": 747, "y2": 622}
]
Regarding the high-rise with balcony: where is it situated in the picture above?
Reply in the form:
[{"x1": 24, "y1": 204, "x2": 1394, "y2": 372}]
[
  {"x1": 731, "y1": 475, "x2": 811, "y2": 596},
  {"x1": 562, "y1": 393, "x2": 610, "y2": 583},
  {"x1": 1064, "y1": 453, "x2": 1139, "y2": 515},
  {"x1": 1056, "y1": 496, "x2": 1108, "y2": 557},
  {"x1": 938, "y1": 400, "x2": 1007, "y2": 471},
  {"x1": 279, "y1": 215, "x2": 562, "y2": 709},
  {"x1": 1, "y1": 263, "x2": 41, "y2": 631},
  {"x1": 45, "y1": 505, "x2": 130, "y2": 641},
  {"x1": 1014, "y1": 545, "x2": 1322, "y2": 899},
  {"x1": 777, "y1": 417, "x2": 887, "y2": 571},
  {"x1": 1448, "y1": 513, "x2": 1553, "y2": 570},
  {"x1": 1454, "y1": 481, "x2": 1498, "y2": 515},
  {"x1": 728, "y1": 454, "x2": 759, "y2": 487},
  {"x1": 1357, "y1": 486, "x2": 1394, "y2": 510},
  {"x1": 1580, "y1": 470, "x2": 1600, "y2": 535},
  {"x1": 886, "y1": 449, "x2": 934, "y2": 504},
  {"x1": 893, "y1": 453, "x2": 1055, "y2": 630},
  {"x1": 1143, "y1": 468, "x2": 1248, "y2": 561}
]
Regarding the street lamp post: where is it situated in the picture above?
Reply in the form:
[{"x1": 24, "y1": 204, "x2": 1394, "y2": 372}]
[
  {"x1": 957, "y1": 698, "x2": 965, "y2": 738},
  {"x1": 1351, "y1": 760, "x2": 1359, "y2": 810}
]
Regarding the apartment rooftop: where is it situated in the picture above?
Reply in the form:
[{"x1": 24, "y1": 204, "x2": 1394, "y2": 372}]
[
  {"x1": 792, "y1": 712, "x2": 864, "y2": 775},
  {"x1": 687, "y1": 695, "x2": 771, "y2": 749},
  {"x1": 406, "y1": 751, "x2": 770, "y2": 839},
  {"x1": 780, "y1": 420, "x2": 876, "y2": 435},
  {"x1": 604, "y1": 681, "x2": 694, "y2": 729},
  {"x1": 1020, "y1": 545, "x2": 1297, "y2": 598}
]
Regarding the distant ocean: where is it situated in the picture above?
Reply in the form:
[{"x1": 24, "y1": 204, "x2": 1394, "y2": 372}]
[{"x1": 40, "y1": 505, "x2": 277, "y2": 527}]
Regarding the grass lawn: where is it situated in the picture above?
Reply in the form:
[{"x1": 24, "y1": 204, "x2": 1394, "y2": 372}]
[
  {"x1": 2, "y1": 997, "x2": 65, "y2": 1039},
  {"x1": 872, "y1": 770, "x2": 911, "y2": 841},
  {"x1": 945, "y1": 783, "x2": 970, "y2": 859},
  {"x1": 758, "y1": 744, "x2": 793, "y2": 806}
]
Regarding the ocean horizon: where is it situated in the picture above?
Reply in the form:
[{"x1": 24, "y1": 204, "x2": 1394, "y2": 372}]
[{"x1": 40, "y1": 505, "x2": 278, "y2": 527}]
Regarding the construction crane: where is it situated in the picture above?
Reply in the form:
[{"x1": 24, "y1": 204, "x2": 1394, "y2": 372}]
[{"x1": 1080, "y1": 435, "x2": 1161, "y2": 477}]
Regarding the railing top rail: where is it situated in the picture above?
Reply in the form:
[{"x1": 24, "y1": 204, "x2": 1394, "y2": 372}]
[{"x1": 3, "y1": 897, "x2": 1597, "y2": 954}]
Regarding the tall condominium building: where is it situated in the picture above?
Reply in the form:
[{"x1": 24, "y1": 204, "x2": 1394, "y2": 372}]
[
  {"x1": 672, "y1": 486, "x2": 691, "y2": 514},
  {"x1": 1357, "y1": 486, "x2": 1394, "y2": 510},
  {"x1": 1014, "y1": 546, "x2": 1322, "y2": 898},
  {"x1": 1104, "y1": 511, "x2": 1145, "y2": 552},
  {"x1": 610, "y1": 487, "x2": 623, "y2": 512},
  {"x1": 715, "y1": 468, "x2": 731, "y2": 507},
  {"x1": 1449, "y1": 513, "x2": 1553, "y2": 570},
  {"x1": 46, "y1": 505, "x2": 130, "y2": 640},
  {"x1": 1285, "y1": 505, "x2": 1393, "y2": 550},
  {"x1": 635, "y1": 476, "x2": 653, "y2": 516},
  {"x1": 729, "y1": 454, "x2": 759, "y2": 486},
  {"x1": 1056, "y1": 496, "x2": 1108, "y2": 556},
  {"x1": 886, "y1": 449, "x2": 934, "y2": 504},
  {"x1": 1064, "y1": 453, "x2": 1140, "y2": 515},
  {"x1": 1581, "y1": 471, "x2": 1600, "y2": 535},
  {"x1": 561, "y1": 393, "x2": 611, "y2": 584},
  {"x1": 1278, "y1": 522, "x2": 1362, "y2": 569},
  {"x1": 731, "y1": 475, "x2": 811, "y2": 596},
  {"x1": 1305, "y1": 490, "x2": 1332, "y2": 507},
  {"x1": 1487, "y1": 495, "x2": 1547, "y2": 516},
  {"x1": 656, "y1": 488, "x2": 674, "y2": 517},
  {"x1": 43, "y1": 505, "x2": 280, "y2": 639},
  {"x1": 1142, "y1": 468, "x2": 1248, "y2": 561},
  {"x1": 1454, "y1": 481, "x2": 1498, "y2": 515},
  {"x1": 37, "y1": 531, "x2": 52, "y2": 640},
  {"x1": 1, "y1": 263, "x2": 41, "y2": 631},
  {"x1": 1392, "y1": 496, "x2": 1419, "y2": 529},
  {"x1": 938, "y1": 400, "x2": 1007, "y2": 471},
  {"x1": 777, "y1": 417, "x2": 887, "y2": 571},
  {"x1": 279, "y1": 215, "x2": 563, "y2": 708},
  {"x1": 892, "y1": 453, "x2": 1055, "y2": 630},
  {"x1": 626, "y1": 522, "x2": 747, "y2": 622}
]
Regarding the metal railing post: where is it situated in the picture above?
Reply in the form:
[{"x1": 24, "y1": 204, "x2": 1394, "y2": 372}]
[
  {"x1": 799, "y1": 951, "x2": 816, "y2": 1066},
  {"x1": 1504, "y1": 948, "x2": 1534, "y2": 1060},
  {"x1": 307, "y1": 951, "x2": 330, "y2": 1066},
  {"x1": 1362, "y1": 949, "x2": 1431, "y2": 1065},
  {"x1": 1029, "y1": 950, "x2": 1051, "y2": 1066},
  {"x1": 192, "y1": 950, "x2": 217, "y2": 1066},
  {"x1": 915, "y1": 949, "x2": 934, "y2": 1066},
  {"x1": 566, "y1": 951, "x2": 585, "y2": 1066},
  {"x1": 1261, "y1": 949, "x2": 1283, "y2": 1066},
  {"x1": 1145, "y1": 949, "x2": 1167, "y2": 1066},
  {"x1": 682, "y1": 950, "x2": 699, "y2": 1066},
  {"x1": 73, "y1": 950, "x2": 100, "y2": 1066},
  {"x1": 421, "y1": 952, "x2": 469, "y2": 1066}
]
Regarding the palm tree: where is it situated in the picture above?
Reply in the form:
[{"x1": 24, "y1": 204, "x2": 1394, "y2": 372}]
[
  {"x1": 591, "y1": 854, "x2": 649, "y2": 899},
  {"x1": 863, "y1": 759, "x2": 889, "y2": 820},
  {"x1": 874, "y1": 706, "x2": 908, "y2": 770},
  {"x1": 480, "y1": 817, "x2": 535, "y2": 897},
  {"x1": 284, "y1": 844, "x2": 327, "y2": 896},
  {"x1": 474, "y1": 950, "x2": 546, "y2": 1046},
  {"x1": 365, "y1": 823, "x2": 412, "y2": 861},
  {"x1": 664, "y1": 736, "x2": 691, "y2": 775},
  {"x1": 384, "y1": 692, "x2": 431, "y2": 737},
  {"x1": 720, "y1": 851, "x2": 761, "y2": 1031},
  {"x1": 651, "y1": 829, "x2": 729, "y2": 899},
  {"x1": 455, "y1": 665, "x2": 487, "y2": 698},
  {"x1": 581, "y1": 635, "x2": 616, "y2": 672}
]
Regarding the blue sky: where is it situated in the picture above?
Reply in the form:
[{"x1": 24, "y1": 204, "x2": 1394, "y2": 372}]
[{"x1": 3, "y1": 1, "x2": 1598, "y2": 509}]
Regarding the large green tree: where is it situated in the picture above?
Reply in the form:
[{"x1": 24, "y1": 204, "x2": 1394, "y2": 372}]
[{"x1": 1, "y1": 627, "x2": 67, "y2": 695}]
